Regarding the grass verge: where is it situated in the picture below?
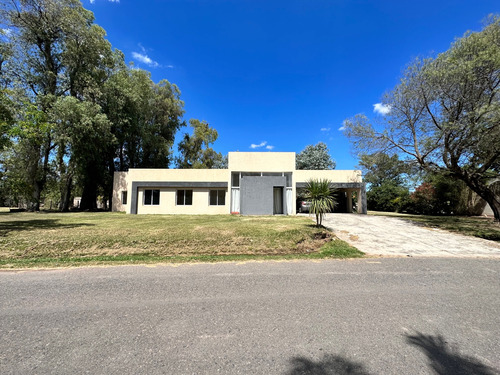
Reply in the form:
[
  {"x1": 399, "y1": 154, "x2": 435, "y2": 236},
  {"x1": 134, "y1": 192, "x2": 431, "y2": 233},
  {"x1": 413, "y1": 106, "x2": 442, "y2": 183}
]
[
  {"x1": 0, "y1": 212, "x2": 363, "y2": 268},
  {"x1": 369, "y1": 211, "x2": 500, "y2": 242}
]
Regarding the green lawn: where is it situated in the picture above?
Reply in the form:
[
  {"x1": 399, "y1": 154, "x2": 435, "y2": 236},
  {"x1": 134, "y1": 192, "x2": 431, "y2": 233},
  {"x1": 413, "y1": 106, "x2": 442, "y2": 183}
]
[
  {"x1": 369, "y1": 211, "x2": 500, "y2": 242},
  {"x1": 0, "y1": 211, "x2": 363, "y2": 268}
]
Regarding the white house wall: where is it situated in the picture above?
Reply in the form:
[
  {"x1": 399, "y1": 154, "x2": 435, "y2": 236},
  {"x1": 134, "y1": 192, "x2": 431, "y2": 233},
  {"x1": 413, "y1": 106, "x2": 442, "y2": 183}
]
[
  {"x1": 136, "y1": 187, "x2": 228, "y2": 215},
  {"x1": 112, "y1": 152, "x2": 366, "y2": 215}
]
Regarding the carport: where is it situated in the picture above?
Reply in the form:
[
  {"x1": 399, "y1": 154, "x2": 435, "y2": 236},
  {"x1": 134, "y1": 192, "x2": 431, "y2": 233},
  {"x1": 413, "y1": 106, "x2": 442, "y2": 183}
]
[{"x1": 295, "y1": 182, "x2": 367, "y2": 214}]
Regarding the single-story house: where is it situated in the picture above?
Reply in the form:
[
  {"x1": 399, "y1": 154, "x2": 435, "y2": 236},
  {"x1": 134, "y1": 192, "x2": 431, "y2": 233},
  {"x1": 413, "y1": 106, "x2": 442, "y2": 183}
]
[{"x1": 112, "y1": 152, "x2": 367, "y2": 215}]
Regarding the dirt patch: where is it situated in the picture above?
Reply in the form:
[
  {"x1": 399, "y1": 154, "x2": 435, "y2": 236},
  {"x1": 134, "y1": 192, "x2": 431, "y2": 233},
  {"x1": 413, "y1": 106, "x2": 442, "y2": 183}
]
[{"x1": 296, "y1": 231, "x2": 333, "y2": 253}]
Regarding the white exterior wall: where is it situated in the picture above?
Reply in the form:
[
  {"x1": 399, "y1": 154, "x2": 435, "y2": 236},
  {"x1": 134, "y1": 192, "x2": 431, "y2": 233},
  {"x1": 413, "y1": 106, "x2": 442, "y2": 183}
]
[
  {"x1": 112, "y1": 152, "x2": 364, "y2": 215},
  {"x1": 294, "y1": 169, "x2": 362, "y2": 183},
  {"x1": 136, "y1": 187, "x2": 228, "y2": 215},
  {"x1": 228, "y1": 152, "x2": 295, "y2": 172}
]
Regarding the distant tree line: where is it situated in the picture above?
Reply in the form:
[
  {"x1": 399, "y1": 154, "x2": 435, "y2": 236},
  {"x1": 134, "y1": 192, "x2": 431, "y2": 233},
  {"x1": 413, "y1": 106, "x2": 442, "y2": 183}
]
[
  {"x1": 359, "y1": 152, "x2": 498, "y2": 216},
  {"x1": 0, "y1": 0, "x2": 224, "y2": 211}
]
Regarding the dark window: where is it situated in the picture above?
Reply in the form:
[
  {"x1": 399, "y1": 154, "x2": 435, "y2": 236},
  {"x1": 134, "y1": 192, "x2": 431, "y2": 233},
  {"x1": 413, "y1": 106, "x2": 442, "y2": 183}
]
[
  {"x1": 209, "y1": 190, "x2": 225, "y2": 206},
  {"x1": 121, "y1": 191, "x2": 128, "y2": 205},
  {"x1": 144, "y1": 189, "x2": 160, "y2": 205},
  {"x1": 231, "y1": 172, "x2": 240, "y2": 187},
  {"x1": 177, "y1": 190, "x2": 193, "y2": 205}
]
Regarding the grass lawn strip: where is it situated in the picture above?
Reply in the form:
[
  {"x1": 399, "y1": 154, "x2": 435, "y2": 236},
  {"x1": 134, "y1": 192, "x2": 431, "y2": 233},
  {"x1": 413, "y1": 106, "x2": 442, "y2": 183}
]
[
  {"x1": 0, "y1": 212, "x2": 363, "y2": 268},
  {"x1": 369, "y1": 211, "x2": 500, "y2": 242}
]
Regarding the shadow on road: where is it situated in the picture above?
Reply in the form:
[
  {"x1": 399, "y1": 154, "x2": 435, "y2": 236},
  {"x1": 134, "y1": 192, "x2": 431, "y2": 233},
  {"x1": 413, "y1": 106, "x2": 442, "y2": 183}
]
[
  {"x1": 0, "y1": 219, "x2": 94, "y2": 237},
  {"x1": 285, "y1": 332, "x2": 499, "y2": 375},
  {"x1": 406, "y1": 332, "x2": 499, "y2": 375},
  {"x1": 286, "y1": 354, "x2": 371, "y2": 375}
]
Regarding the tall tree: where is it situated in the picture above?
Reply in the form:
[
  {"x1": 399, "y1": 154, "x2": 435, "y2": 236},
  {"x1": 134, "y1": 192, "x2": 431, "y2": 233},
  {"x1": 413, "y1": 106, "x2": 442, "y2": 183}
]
[
  {"x1": 296, "y1": 142, "x2": 336, "y2": 170},
  {"x1": 358, "y1": 153, "x2": 411, "y2": 188},
  {"x1": 176, "y1": 119, "x2": 224, "y2": 169},
  {"x1": 1, "y1": 0, "x2": 115, "y2": 210},
  {"x1": 344, "y1": 17, "x2": 500, "y2": 221},
  {"x1": 102, "y1": 68, "x2": 185, "y2": 171}
]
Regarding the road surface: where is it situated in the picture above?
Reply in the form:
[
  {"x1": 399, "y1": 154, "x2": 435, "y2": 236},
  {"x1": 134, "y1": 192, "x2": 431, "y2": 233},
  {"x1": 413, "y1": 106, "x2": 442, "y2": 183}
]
[{"x1": 1, "y1": 259, "x2": 499, "y2": 374}]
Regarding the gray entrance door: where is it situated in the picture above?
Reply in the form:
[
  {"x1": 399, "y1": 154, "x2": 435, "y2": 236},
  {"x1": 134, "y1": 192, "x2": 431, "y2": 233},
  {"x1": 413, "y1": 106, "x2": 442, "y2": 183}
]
[{"x1": 273, "y1": 187, "x2": 283, "y2": 215}]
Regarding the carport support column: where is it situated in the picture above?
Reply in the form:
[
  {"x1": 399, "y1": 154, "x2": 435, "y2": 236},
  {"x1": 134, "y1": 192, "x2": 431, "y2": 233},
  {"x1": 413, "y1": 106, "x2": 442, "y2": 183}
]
[
  {"x1": 347, "y1": 190, "x2": 353, "y2": 213},
  {"x1": 357, "y1": 183, "x2": 367, "y2": 214}
]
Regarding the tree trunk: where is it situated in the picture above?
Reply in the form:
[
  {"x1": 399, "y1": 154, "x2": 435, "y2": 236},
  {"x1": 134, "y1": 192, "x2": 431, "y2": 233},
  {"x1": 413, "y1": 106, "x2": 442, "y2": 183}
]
[
  {"x1": 80, "y1": 168, "x2": 98, "y2": 211},
  {"x1": 482, "y1": 191, "x2": 500, "y2": 223},
  {"x1": 60, "y1": 174, "x2": 73, "y2": 212},
  {"x1": 31, "y1": 136, "x2": 53, "y2": 211},
  {"x1": 32, "y1": 181, "x2": 42, "y2": 211},
  {"x1": 461, "y1": 176, "x2": 500, "y2": 223}
]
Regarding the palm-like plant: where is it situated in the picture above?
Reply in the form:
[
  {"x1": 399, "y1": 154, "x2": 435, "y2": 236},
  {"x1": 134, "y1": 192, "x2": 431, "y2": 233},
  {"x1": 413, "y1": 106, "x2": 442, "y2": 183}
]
[{"x1": 304, "y1": 178, "x2": 336, "y2": 226}]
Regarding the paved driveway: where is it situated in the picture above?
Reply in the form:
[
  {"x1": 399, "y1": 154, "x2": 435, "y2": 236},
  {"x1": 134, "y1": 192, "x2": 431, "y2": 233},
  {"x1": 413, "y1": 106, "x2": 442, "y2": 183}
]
[{"x1": 321, "y1": 214, "x2": 500, "y2": 257}]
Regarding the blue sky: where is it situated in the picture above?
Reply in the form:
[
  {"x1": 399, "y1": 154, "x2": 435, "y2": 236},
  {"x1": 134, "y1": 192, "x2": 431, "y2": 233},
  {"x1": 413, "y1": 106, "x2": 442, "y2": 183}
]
[{"x1": 85, "y1": 0, "x2": 499, "y2": 169}]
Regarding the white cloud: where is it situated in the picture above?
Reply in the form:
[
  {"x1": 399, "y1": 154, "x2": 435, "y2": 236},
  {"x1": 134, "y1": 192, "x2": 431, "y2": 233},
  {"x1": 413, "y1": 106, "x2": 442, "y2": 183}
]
[
  {"x1": 250, "y1": 141, "x2": 267, "y2": 149},
  {"x1": 132, "y1": 52, "x2": 159, "y2": 68},
  {"x1": 265, "y1": 145, "x2": 274, "y2": 150},
  {"x1": 338, "y1": 125, "x2": 346, "y2": 131},
  {"x1": 320, "y1": 127, "x2": 331, "y2": 132},
  {"x1": 1, "y1": 28, "x2": 12, "y2": 37},
  {"x1": 373, "y1": 103, "x2": 391, "y2": 115}
]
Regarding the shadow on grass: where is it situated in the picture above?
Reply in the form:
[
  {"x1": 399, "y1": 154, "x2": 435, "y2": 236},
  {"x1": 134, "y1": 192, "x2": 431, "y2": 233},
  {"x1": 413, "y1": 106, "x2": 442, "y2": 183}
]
[
  {"x1": 286, "y1": 354, "x2": 371, "y2": 375},
  {"x1": 406, "y1": 332, "x2": 499, "y2": 375},
  {"x1": 0, "y1": 219, "x2": 94, "y2": 237}
]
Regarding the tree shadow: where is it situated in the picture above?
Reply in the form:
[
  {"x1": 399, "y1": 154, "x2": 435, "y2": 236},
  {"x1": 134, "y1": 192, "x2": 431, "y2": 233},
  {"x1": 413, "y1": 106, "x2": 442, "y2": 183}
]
[
  {"x1": 406, "y1": 332, "x2": 499, "y2": 375},
  {"x1": 286, "y1": 354, "x2": 371, "y2": 375},
  {"x1": 0, "y1": 219, "x2": 94, "y2": 237}
]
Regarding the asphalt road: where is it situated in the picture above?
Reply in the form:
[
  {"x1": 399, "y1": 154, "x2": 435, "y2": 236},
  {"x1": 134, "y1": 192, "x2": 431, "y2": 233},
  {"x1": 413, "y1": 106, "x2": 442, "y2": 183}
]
[{"x1": 1, "y1": 259, "x2": 499, "y2": 374}]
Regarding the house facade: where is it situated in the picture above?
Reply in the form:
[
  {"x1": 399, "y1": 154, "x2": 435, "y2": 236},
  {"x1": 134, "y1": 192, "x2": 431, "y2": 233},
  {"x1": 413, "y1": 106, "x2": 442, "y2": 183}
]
[{"x1": 112, "y1": 152, "x2": 367, "y2": 215}]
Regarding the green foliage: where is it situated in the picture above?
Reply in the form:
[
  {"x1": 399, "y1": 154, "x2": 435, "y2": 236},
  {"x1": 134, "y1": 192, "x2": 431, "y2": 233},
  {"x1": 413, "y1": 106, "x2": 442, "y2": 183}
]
[
  {"x1": 367, "y1": 182, "x2": 410, "y2": 212},
  {"x1": 176, "y1": 119, "x2": 225, "y2": 169},
  {"x1": 344, "y1": 17, "x2": 500, "y2": 221},
  {"x1": 304, "y1": 178, "x2": 336, "y2": 226},
  {"x1": 0, "y1": 90, "x2": 14, "y2": 150},
  {"x1": 0, "y1": 0, "x2": 219, "y2": 210},
  {"x1": 359, "y1": 153, "x2": 411, "y2": 187},
  {"x1": 102, "y1": 68, "x2": 185, "y2": 170},
  {"x1": 296, "y1": 142, "x2": 336, "y2": 170}
]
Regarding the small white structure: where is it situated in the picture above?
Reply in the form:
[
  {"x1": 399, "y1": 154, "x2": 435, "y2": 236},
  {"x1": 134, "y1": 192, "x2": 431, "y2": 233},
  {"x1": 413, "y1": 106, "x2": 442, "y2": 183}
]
[{"x1": 112, "y1": 152, "x2": 366, "y2": 215}]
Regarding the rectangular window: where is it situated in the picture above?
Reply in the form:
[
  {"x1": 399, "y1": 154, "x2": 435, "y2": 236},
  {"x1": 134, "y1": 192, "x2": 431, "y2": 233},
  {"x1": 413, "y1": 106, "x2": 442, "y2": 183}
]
[
  {"x1": 231, "y1": 172, "x2": 240, "y2": 187},
  {"x1": 209, "y1": 190, "x2": 226, "y2": 206},
  {"x1": 144, "y1": 189, "x2": 160, "y2": 205},
  {"x1": 177, "y1": 190, "x2": 193, "y2": 205},
  {"x1": 121, "y1": 191, "x2": 128, "y2": 205}
]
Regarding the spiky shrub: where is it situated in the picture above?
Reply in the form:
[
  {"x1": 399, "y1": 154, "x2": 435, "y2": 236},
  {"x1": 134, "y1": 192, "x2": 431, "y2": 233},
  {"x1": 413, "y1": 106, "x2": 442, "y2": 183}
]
[{"x1": 304, "y1": 178, "x2": 336, "y2": 226}]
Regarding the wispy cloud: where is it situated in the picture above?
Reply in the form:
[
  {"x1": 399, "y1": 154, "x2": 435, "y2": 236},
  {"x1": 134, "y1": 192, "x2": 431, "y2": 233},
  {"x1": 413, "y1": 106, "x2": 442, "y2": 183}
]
[
  {"x1": 250, "y1": 141, "x2": 267, "y2": 149},
  {"x1": 250, "y1": 141, "x2": 275, "y2": 150},
  {"x1": 132, "y1": 52, "x2": 159, "y2": 68},
  {"x1": 320, "y1": 127, "x2": 331, "y2": 132},
  {"x1": 338, "y1": 125, "x2": 346, "y2": 131},
  {"x1": 373, "y1": 103, "x2": 391, "y2": 115}
]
